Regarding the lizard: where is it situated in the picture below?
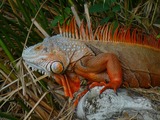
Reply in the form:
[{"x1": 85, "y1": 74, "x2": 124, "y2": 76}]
[{"x1": 22, "y1": 18, "x2": 160, "y2": 104}]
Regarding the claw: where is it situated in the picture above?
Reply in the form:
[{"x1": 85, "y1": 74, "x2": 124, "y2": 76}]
[
  {"x1": 73, "y1": 89, "x2": 88, "y2": 106},
  {"x1": 73, "y1": 82, "x2": 104, "y2": 106},
  {"x1": 86, "y1": 80, "x2": 121, "y2": 94},
  {"x1": 73, "y1": 79, "x2": 121, "y2": 106},
  {"x1": 88, "y1": 82, "x2": 106, "y2": 89},
  {"x1": 100, "y1": 80, "x2": 121, "y2": 94}
]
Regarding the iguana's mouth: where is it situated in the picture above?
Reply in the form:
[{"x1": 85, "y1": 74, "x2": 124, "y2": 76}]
[{"x1": 24, "y1": 61, "x2": 49, "y2": 75}]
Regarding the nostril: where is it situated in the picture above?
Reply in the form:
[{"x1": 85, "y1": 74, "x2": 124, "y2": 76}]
[
  {"x1": 34, "y1": 44, "x2": 44, "y2": 51},
  {"x1": 41, "y1": 58, "x2": 47, "y2": 61}
]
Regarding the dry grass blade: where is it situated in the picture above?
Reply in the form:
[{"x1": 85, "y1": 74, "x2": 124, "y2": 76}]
[
  {"x1": 23, "y1": 0, "x2": 48, "y2": 51},
  {"x1": 1, "y1": 0, "x2": 159, "y2": 119},
  {"x1": 0, "y1": 89, "x2": 16, "y2": 108},
  {"x1": 71, "y1": 6, "x2": 81, "y2": 28},
  {"x1": 130, "y1": 88, "x2": 160, "y2": 102},
  {"x1": 0, "y1": 70, "x2": 19, "y2": 92},
  {"x1": 17, "y1": 59, "x2": 26, "y2": 96},
  {"x1": 23, "y1": 91, "x2": 49, "y2": 120},
  {"x1": 23, "y1": 61, "x2": 38, "y2": 85},
  {"x1": 143, "y1": 0, "x2": 155, "y2": 17},
  {"x1": 0, "y1": 58, "x2": 53, "y2": 119},
  {"x1": 31, "y1": 18, "x2": 50, "y2": 37},
  {"x1": 58, "y1": 104, "x2": 75, "y2": 120}
]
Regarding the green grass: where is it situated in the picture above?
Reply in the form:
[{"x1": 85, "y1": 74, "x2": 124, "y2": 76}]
[{"x1": 0, "y1": 0, "x2": 160, "y2": 119}]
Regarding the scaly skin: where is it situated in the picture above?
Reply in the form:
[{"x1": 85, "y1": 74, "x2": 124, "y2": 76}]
[
  {"x1": 84, "y1": 41, "x2": 160, "y2": 88},
  {"x1": 22, "y1": 35, "x2": 95, "y2": 98},
  {"x1": 22, "y1": 35, "x2": 123, "y2": 99},
  {"x1": 22, "y1": 34, "x2": 160, "y2": 101},
  {"x1": 74, "y1": 53, "x2": 122, "y2": 93},
  {"x1": 22, "y1": 25, "x2": 160, "y2": 105}
]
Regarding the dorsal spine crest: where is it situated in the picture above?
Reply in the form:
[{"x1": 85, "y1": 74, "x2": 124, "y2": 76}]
[{"x1": 59, "y1": 17, "x2": 160, "y2": 49}]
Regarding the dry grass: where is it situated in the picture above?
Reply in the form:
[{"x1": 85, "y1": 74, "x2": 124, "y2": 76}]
[
  {"x1": 0, "y1": 0, "x2": 160, "y2": 120},
  {"x1": 0, "y1": 2, "x2": 75, "y2": 119},
  {"x1": 0, "y1": 56, "x2": 76, "y2": 119}
]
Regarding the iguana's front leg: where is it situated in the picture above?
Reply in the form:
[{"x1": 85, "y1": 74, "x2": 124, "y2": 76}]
[
  {"x1": 74, "y1": 53, "x2": 122, "y2": 93},
  {"x1": 53, "y1": 72, "x2": 80, "y2": 98}
]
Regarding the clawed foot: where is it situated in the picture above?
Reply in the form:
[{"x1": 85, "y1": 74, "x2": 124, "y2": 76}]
[
  {"x1": 89, "y1": 81, "x2": 121, "y2": 94},
  {"x1": 73, "y1": 80, "x2": 121, "y2": 106}
]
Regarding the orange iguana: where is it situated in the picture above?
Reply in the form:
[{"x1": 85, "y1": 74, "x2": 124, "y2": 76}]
[{"x1": 22, "y1": 18, "x2": 160, "y2": 104}]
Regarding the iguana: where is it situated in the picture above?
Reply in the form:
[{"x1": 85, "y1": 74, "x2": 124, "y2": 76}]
[{"x1": 22, "y1": 18, "x2": 160, "y2": 103}]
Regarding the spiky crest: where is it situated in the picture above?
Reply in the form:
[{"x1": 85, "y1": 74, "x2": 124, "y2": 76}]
[{"x1": 59, "y1": 17, "x2": 160, "y2": 49}]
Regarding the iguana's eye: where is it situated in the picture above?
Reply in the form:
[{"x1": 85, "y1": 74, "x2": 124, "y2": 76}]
[{"x1": 50, "y1": 61, "x2": 64, "y2": 74}]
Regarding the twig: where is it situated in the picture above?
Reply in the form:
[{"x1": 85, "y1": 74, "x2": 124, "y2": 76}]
[
  {"x1": 84, "y1": 3, "x2": 93, "y2": 40},
  {"x1": 71, "y1": 6, "x2": 86, "y2": 39},
  {"x1": 22, "y1": 0, "x2": 48, "y2": 52},
  {"x1": 150, "y1": 0, "x2": 158, "y2": 26},
  {"x1": 84, "y1": 4, "x2": 91, "y2": 32},
  {"x1": 31, "y1": 19, "x2": 50, "y2": 37},
  {"x1": 71, "y1": 6, "x2": 81, "y2": 28}
]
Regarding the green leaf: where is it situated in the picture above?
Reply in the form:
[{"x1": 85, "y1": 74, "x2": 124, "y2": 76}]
[
  {"x1": 156, "y1": 34, "x2": 160, "y2": 39},
  {"x1": 112, "y1": 5, "x2": 121, "y2": 12},
  {"x1": 0, "y1": 112, "x2": 18, "y2": 120},
  {"x1": 104, "y1": 0, "x2": 116, "y2": 6},
  {"x1": 0, "y1": 38, "x2": 15, "y2": 63},
  {"x1": 110, "y1": 0, "x2": 116, "y2": 3},
  {"x1": 112, "y1": 21, "x2": 119, "y2": 34},
  {"x1": 100, "y1": 17, "x2": 110, "y2": 24},
  {"x1": 16, "y1": 0, "x2": 31, "y2": 24},
  {"x1": 50, "y1": 15, "x2": 62, "y2": 26},
  {"x1": 89, "y1": 3, "x2": 109, "y2": 13},
  {"x1": 64, "y1": 7, "x2": 71, "y2": 15},
  {"x1": 59, "y1": 17, "x2": 65, "y2": 24}
]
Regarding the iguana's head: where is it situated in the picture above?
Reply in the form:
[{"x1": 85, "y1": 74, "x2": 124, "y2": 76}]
[
  {"x1": 22, "y1": 36, "x2": 70, "y2": 75},
  {"x1": 22, "y1": 35, "x2": 94, "y2": 76}
]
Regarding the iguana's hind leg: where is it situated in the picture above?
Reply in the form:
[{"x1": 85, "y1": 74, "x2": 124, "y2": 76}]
[{"x1": 74, "y1": 53, "x2": 122, "y2": 93}]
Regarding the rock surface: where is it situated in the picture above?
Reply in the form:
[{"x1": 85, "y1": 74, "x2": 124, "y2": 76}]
[{"x1": 76, "y1": 87, "x2": 160, "y2": 120}]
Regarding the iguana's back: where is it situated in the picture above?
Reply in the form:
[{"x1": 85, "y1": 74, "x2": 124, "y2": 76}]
[
  {"x1": 84, "y1": 41, "x2": 160, "y2": 88},
  {"x1": 57, "y1": 19, "x2": 160, "y2": 88},
  {"x1": 22, "y1": 18, "x2": 160, "y2": 99}
]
